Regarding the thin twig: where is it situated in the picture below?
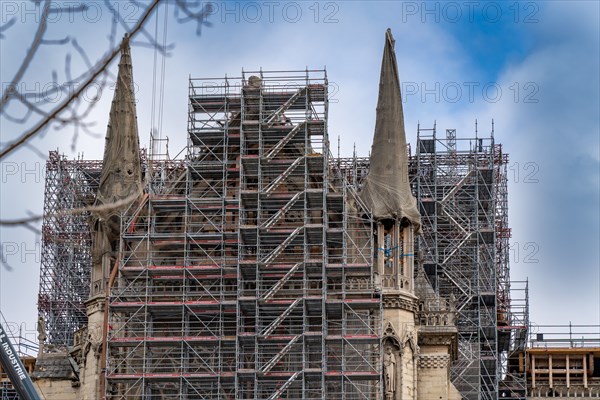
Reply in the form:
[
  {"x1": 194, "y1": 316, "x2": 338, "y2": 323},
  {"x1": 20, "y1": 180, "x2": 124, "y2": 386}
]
[
  {"x1": 0, "y1": 0, "x2": 161, "y2": 160},
  {"x1": 0, "y1": 187, "x2": 145, "y2": 227},
  {"x1": 0, "y1": 0, "x2": 51, "y2": 110}
]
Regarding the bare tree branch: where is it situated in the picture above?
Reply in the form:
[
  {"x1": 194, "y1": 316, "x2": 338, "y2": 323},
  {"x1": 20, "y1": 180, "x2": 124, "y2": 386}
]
[
  {"x1": 0, "y1": 0, "x2": 161, "y2": 160},
  {"x1": 0, "y1": 0, "x2": 51, "y2": 110},
  {"x1": 0, "y1": 187, "x2": 145, "y2": 227},
  {"x1": 40, "y1": 37, "x2": 70, "y2": 45},
  {"x1": 0, "y1": 17, "x2": 17, "y2": 39},
  {"x1": 0, "y1": 0, "x2": 216, "y2": 240},
  {"x1": 174, "y1": 0, "x2": 213, "y2": 35}
]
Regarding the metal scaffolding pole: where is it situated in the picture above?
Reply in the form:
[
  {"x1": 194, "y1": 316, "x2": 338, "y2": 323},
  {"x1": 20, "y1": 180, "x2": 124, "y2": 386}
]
[
  {"x1": 37, "y1": 73, "x2": 524, "y2": 400},
  {"x1": 38, "y1": 152, "x2": 102, "y2": 349},
  {"x1": 100, "y1": 69, "x2": 382, "y2": 399}
]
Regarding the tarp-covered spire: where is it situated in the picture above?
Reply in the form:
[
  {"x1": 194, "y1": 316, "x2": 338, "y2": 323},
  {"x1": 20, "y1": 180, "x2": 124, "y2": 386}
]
[
  {"x1": 93, "y1": 34, "x2": 142, "y2": 246},
  {"x1": 95, "y1": 33, "x2": 142, "y2": 220},
  {"x1": 359, "y1": 28, "x2": 421, "y2": 232}
]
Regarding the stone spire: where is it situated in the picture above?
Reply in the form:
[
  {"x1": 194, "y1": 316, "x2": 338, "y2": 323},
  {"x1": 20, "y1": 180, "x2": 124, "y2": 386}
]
[
  {"x1": 360, "y1": 28, "x2": 421, "y2": 232},
  {"x1": 82, "y1": 36, "x2": 143, "y2": 400},
  {"x1": 94, "y1": 33, "x2": 142, "y2": 234},
  {"x1": 90, "y1": 34, "x2": 142, "y2": 295}
]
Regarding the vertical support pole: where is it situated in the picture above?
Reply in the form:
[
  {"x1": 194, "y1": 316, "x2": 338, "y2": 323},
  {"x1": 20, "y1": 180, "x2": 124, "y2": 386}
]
[
  {"x1": 531, "y1": 354, "x2": 536, "y2": 389},
  {"x1": 566, "y1": 354, "x2": 570, "y2": 388},
  {"x1": 377, "y1": 223, "x2": 384, "y2": 287},
  {"x1": 403, "y1": 225, "x2": 415, "y2": 292},
  {"x1": 393, "y1": 221, "x2": 400, "y2": 289},
  {"x1": 549, "y1": 354, "x2": 553, "y2": 389},
  {"x1": 413, "y1": 350, "x2": 418, "y2": 400},
  {"x1": 583, "y1": 354, "x2": 587, "y2": 388},
  {"x1": 398, "y1": 342, "x2": 404, "y2": 399}
]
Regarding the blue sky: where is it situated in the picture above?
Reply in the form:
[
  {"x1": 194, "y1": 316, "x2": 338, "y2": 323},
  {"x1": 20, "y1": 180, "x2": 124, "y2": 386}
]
[{"x1": 1, "y1": 1, "x2": 598, "y2": 345}]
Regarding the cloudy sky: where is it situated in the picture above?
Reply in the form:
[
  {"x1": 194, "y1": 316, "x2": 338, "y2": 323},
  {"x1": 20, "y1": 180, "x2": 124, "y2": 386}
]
[{"x1": 1, "y1": 0, "x2": 598, "y2": 346}]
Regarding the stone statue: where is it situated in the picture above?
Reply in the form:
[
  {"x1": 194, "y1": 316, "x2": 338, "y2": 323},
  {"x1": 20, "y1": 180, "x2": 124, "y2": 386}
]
[
  {"x1": 37, "y1": 316, "x2": 47, "y2": 343},
  {"x1": 37, "y1": 316, "x2": 46, "y2": 354},
  {"x1": 383, "y1": 346, "x2": 396, "y2": 399}
]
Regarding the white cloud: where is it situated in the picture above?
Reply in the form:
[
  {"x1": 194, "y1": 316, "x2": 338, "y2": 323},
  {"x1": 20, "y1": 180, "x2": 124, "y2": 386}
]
[{"x1": 1, "y1": 1, "x2": 598, "y2": 340}]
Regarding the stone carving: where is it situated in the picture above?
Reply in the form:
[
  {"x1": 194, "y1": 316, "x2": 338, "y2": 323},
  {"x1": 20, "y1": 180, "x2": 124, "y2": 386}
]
[
  {"x1": 82, "y1": 329, "x2": 103, "y2": 364},
  {"x1": 382, "y1": 293, "x2": 417, "y2": 311},
  {"x1": 418, "y1": 354, "x2": 450, "y2": 369},
  {"x1": 347, "y1": 277, "x2": 371, "y2": 290},
  {"x1": 36, "y1": 316, "x2": 47, "y2": 356},
  {"x1": 383, "y1": 321, "x2": 398, "y2": 338},
  {"x1": 37, "y1": 316, "x2": 47, "y2": 343},
  {"x1": 403, "y1": 329, "x2": 419, "y2": 357},
  {"x1": 383, "y1": 346, "x2": 397, "y2": 399}
]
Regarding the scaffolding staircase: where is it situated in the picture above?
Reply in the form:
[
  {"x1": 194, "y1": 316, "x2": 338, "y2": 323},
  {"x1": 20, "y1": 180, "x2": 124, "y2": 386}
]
[
  {"x1": 261, "y1": 227, "x2": 303, "y2": 266},
  {"x1": 260, "y1": 335, "x2": 301, "y2": 373},
  {"x1": 261, "y1": 262, "x2": 302, "y2": 300},
  {"x1": 266, "y1": 371, "x2": 301, "y2": 400},
  {"x1": 263, "y1": 157, "x2": 303, "y2": 196},
  {"x1": 260, "y1": 298, "x2": 301, "y2": 337},
  {"x1": 263, "y1": 122, "x2": 306, "y2": 162},
  {"x1": 264, "y1": 88, "x2": 307, "y2": 127},
  {"x1": 260, "y1": 192, "x2": 303, "y2": 230}
]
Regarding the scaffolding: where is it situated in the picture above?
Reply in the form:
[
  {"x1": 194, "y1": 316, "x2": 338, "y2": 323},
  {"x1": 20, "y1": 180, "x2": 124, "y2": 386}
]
[
  {"x1": 38, "y1": 151, "x2": 101, "y2": 348},
  {"x1": 526, "y1": 324, "x2": 600, "y2": 397},
  {"x1": 500, "y1": 280, "x2": 529, "y2": 398},
  {"x1": 414, "y1": 123, "x2": 527, "y2": 400},
  {"x1": 318, "y1": 125, "x2": 528, "y2": 399},
  {"x1": 37, "y1": 70, "x2": 529, "y2": 399},
  {"x1": 104, "y1": 69, "x2": 382, "y2": 399}
]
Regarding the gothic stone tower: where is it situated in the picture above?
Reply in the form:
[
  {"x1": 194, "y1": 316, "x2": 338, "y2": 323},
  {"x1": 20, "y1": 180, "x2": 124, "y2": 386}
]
[
  {"x1": 360, "y1": 29, "x2": 459, "y2": 400},
  {"x1": 360, "y1": 28, "x2": 422, "y2": 400},
  {"x1": 81, "y1": 34, "x2": 143, "y2": 400}
]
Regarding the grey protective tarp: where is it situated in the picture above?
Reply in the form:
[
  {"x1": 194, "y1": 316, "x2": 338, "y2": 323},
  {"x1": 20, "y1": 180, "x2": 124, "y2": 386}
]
[
  {"x1": 95, "y1": 35, "x2": 142, "y2": 218},
  {"x1": 92, "y1": 35, "x2": 143, "y2": 264},
  {"x1": 359, "y1": 29, "x2": 421, "y2": 232}
]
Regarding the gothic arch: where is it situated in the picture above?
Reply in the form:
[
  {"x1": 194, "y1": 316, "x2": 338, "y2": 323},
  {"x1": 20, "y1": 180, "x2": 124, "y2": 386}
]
[{"x1": 401, "y1": 329, "x2": 419, "y2": 356}]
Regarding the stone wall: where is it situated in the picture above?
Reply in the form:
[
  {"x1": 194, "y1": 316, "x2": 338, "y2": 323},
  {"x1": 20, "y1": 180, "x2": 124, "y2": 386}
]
[
  {"x1": 35, "y1": 379, "x2": 79, "y2": 400},
  {"x1": 417, "y1": 349, "x2": 449, "y2": 400}
]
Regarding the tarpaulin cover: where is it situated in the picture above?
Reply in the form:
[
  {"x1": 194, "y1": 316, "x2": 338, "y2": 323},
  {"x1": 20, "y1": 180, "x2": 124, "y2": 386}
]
[
  {"x1": 359, "y1": 29, "x2": 421, "y2": 232},
  {"x1": 93, "y1": 35, "x2": 143, "y2": 261},
  {"x1": 96, "y1": 35, "x2": 142, "y2": 216}
]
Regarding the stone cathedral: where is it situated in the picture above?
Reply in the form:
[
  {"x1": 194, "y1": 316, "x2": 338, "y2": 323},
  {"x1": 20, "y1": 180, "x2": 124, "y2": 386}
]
[{"x1": 29, "y1": 29, "x2": 462, "y2": 400}]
